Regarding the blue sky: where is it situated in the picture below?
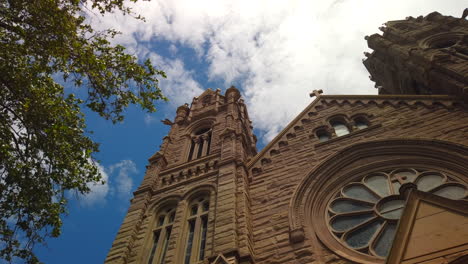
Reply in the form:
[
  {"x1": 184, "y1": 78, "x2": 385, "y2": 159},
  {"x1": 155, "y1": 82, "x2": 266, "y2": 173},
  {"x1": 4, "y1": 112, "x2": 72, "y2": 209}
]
[{"x1": 34, "y1": 1, "x2": 466, "y2": 263}]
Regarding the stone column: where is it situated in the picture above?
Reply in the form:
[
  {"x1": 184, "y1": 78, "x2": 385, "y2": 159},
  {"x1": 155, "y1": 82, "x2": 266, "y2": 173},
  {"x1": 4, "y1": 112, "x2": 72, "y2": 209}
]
[
  {"x1": 192, "y1": 136, "x2": 200, "y2": 160},
  {"x1": 201, "y1": 134, "x2": 210, "y2": 157}
]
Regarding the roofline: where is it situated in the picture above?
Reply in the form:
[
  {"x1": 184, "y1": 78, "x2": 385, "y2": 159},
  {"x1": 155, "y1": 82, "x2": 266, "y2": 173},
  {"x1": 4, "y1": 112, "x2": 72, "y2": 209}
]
[
  {"x1": 321, "y1": 94, "x2": 458, "y2": 100},
  {"x1": 247, "y1": 93, "x2": 461, "y2": 169},
  {"x1": 247, "y1": 96, "x2": 322, "y2": 169}
]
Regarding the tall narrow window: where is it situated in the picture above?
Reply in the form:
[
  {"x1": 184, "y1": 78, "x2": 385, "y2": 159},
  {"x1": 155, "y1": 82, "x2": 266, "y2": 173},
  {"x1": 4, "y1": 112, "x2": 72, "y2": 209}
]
[
  {"x1": 184, "y1": 197, "x2": 210, "y2": 264},
  {"x1": 188, "y1": 128, "x2": 212, "y2": 161},
  {"x1": 197, "y1": 139, "x2": 204, "y2": 159},
  {"x1": 148, "y1": 207, "x2": 176, "y2": 264},
  {"x1": 331, "y1": 121, "x2": 350, "y2": 137},
  {"x1": 188, "y1": 139, "x2": 195, "y2": 161}
]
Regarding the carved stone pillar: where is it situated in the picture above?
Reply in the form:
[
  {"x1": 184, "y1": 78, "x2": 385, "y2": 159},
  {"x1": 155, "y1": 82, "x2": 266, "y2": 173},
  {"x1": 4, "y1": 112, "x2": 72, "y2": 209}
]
[
  {"x1": 201, "y1": 134, "x2": 209, "y2": 157},
  {"x1": 192, "y1": 136, "x2": 200, "y2": 159}
]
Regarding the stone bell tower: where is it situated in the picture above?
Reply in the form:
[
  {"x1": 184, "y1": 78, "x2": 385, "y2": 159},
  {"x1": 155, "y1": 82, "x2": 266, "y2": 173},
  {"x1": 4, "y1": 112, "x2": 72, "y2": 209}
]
[
  {"x1": 363, "y1": 11, "x2": 468, "y2": 102},
  {"x1": 105, "y1": 86, "x2": 257, "y2": 264}
]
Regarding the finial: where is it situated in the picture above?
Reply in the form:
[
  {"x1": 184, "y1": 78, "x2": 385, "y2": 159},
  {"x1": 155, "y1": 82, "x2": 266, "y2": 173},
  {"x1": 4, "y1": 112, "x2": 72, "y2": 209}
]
[
  {"x1": 309, "y1": 89, "x2": 323, "y2": 98},
  {"x1": 462, "y1": 8, "x2": 468, "y2": 19}
]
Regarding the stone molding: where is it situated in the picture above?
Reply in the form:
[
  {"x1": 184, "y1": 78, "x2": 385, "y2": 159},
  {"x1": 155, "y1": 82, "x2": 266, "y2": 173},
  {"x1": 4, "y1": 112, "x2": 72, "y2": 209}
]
[
  {"x1": 160, "y1": 153, "x2": 219, "y2": 175},
  {"x1": 145, "y1": 182, "x2": 217, "y2": 216},
  {"x1": 314, "y1": 124, "x2": 382, "y2": 148},
  {"x1": 247, "y1": 95, "x2": 460, "y2": 171},
  {"x1": 184, "y1": 117, "x2": 217, "y2": 135},
  {"x1": 153, "y1": 171, "x2": 218, "y2": 197},
  {"x1": 144, "y1": 194, "x2": 183, "y2": 218},
  {"x1": 418, "y1": 31, "x2": 466, "y2": 49}
]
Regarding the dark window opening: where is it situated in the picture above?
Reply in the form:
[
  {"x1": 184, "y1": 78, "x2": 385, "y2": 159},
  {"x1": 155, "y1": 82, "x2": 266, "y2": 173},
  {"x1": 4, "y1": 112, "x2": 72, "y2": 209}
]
[
  {"x1": 316, "y1": 130, "x2": 331, "y2": 142},
  {"x1": 188, "y1": 140, "x2": 195, "y2": 161},
  {"x1": 197, "y1": 139, "x2": 204, "y2": 159}
]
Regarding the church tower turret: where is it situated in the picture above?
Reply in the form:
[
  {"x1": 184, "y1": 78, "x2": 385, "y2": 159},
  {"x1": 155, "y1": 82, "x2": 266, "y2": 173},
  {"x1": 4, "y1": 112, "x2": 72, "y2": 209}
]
[
  {"x1": 105, "y1": 87, "x2": 257, "y2": 264},
  {"x1": 363, "y1": 10, "x2": 468, "y2": 102}
]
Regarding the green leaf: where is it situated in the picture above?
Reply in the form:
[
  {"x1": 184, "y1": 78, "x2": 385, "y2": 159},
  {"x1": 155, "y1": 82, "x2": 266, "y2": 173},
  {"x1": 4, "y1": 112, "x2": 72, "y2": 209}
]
[{"x1": 0, "y1": 0, "x2": 166, "y2": 262}]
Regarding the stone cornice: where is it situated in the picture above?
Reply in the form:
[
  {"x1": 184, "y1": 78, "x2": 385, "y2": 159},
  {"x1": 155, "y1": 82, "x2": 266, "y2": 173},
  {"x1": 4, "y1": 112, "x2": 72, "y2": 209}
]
[
  {"x1": 151, "y1": 170, "x2": 218, "y2": 196},
  {"x1": 247, "y1": 96, "x2": 322, "y2": 169},
  {"x1": 160, "y1": 153, "x2": 220, "y2": 175},
  {"x1": 321, "y1": 94, "x2": 458, "y2": 100},
  {"x1": 247, "y1": 94, "x2": 462, "y2": 170}
]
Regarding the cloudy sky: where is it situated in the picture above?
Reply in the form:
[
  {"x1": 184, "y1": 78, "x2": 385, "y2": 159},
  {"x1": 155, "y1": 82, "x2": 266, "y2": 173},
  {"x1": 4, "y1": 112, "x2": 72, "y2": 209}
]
[{"x1": 36, "y1": 1, "x2": 466, "y2": 263}]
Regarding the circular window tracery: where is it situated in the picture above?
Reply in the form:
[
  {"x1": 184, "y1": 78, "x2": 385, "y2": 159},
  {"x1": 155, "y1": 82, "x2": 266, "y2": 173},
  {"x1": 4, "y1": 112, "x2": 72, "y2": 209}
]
[{"x1": 327, "y1": 168, "x2": 467, "y2": 259}]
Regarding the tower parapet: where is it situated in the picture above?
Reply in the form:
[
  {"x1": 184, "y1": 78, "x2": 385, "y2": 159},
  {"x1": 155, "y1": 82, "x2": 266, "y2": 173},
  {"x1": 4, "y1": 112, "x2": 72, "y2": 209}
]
[{"x1": 363, "y1": 10, "x2": 468, "y2": 102}]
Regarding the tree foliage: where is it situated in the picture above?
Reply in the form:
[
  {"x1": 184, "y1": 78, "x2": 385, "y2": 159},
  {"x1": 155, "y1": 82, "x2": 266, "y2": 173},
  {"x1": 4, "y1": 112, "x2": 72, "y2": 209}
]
[{"x1": 0, "y1": 0, "x2": 166, "y2": 262}]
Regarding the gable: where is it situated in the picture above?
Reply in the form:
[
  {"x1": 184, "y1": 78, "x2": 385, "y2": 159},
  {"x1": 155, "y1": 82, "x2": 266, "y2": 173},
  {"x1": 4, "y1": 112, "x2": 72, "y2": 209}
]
[
  {"x1": 387, "y1": 190, "x2": 468, "y2": 264},
  {"x1": 211, "y1": 254, "x2": 230, "y2": 264},
  {"x1": 247, "y1": 93, "x2": 461, "y2": 176},
  {"x1": 405, "y1": 202, "x2": 468, "y2": 260}
]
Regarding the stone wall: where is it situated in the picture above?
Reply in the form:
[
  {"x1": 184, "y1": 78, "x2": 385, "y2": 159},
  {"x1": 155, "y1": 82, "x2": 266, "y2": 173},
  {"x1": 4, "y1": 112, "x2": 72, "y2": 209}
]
[{"x1": 248, "y1": 95, "x2": 468, "y2": 264}]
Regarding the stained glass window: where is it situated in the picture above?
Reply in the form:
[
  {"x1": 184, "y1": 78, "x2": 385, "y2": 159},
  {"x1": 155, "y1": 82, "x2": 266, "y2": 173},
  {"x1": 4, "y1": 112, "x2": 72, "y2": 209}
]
[
  {"x1": 148, "y1": 207, "x2": 176, "y2": 264},
  {"x1": 327, "y1": 168, "x2": 467, "y2": 259},
  {"x1": 184, "y1": 196, "x2": 210, "y2": 263}
]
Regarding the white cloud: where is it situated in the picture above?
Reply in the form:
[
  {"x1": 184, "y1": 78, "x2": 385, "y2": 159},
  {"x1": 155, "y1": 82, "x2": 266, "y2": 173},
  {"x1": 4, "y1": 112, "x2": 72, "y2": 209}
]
[
  {"x1": 80, "y1": 163, "x2": 109, "y2": 206},
  {"x1": 108, "y1": 160, "x2": 138, "y2": 200},
  {"x1": 144, "y1": 113, "x2": 157, "y2": 125},
  {"x1": 88, "y1": 0, "x2": 467, "y2": 142},
  {"x1": 146, "y1": 52, "x2": 205, "y2": 107},
  {"x1": 169, "y1": 44, "x2": 178, "y2": 55},
  {"x1": 79, "y1": 160, "x2": 138, "y2": 206}
]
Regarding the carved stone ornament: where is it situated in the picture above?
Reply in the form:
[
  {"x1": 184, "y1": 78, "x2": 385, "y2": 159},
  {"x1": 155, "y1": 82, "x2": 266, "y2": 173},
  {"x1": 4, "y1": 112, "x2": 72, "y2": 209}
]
[
  {"x1": 418, "y1": 32, "x2": 465, "y2": 49},
  {"x1": 289, "y1": 227, "x2": 305, "y2": 243}
]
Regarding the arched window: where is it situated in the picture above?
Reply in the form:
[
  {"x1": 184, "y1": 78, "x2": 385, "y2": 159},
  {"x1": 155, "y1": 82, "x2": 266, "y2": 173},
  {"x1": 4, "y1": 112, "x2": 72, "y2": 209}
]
[
  {"x1": 148, "y1": 207, "x2": 176, "y2": 264},
  {"x1": 188, "y1": 128, "x2": 212, "y2": 161},
  {"x1": 184, "y1": 196, "x2": 210, "y2": 264},
  {"x1": 316, "y1": 129, "x2": 331, "y2": 142},
  {"x1": 331, "y1": 121, "x2": 350, "y2": 137},
  {"x1": 354, "y1": 117, "x2": 369, "y2": 130}
]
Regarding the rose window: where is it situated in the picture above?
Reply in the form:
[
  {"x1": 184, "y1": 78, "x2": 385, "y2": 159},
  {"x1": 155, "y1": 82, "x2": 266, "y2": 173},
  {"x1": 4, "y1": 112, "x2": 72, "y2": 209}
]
[{"x1": 327, "y1": 168, "x2": 467, "y2": 258}]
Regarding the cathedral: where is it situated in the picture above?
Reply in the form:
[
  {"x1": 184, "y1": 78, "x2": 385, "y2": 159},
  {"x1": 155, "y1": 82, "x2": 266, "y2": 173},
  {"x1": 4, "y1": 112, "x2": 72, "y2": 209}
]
[{"x1": 105, "y1": 11, "x2": 468, "y2": 264}]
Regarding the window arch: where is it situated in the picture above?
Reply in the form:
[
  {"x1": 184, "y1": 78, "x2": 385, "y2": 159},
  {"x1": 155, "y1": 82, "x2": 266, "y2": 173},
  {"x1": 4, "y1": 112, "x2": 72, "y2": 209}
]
[
  {"x1": 330, "y1": 119, "x2": 350, "y2": 137},
  {"x1": 183, "y1": 196, "x2": 210, "y2": 264},
  {"x1": 188, "y1": 127, "x2": 212, "y2": 161},
  {"x1": 148, "y1": 207, "x2": 177, "y2": 264},
  {"x1": 353, "y1": 116, "x2": 369, "y2": 130},
  {"x1": 419, "y1": 32, "x2": 465, "y2": 49},
  {"x1": 315, "y1": 127, "x2": 331, "y2": 142}
]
